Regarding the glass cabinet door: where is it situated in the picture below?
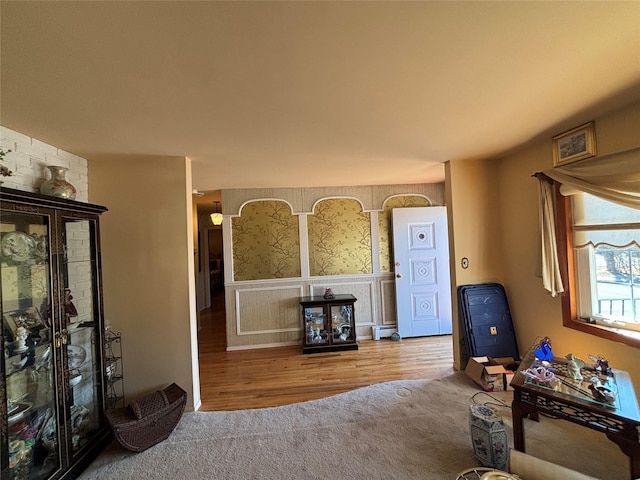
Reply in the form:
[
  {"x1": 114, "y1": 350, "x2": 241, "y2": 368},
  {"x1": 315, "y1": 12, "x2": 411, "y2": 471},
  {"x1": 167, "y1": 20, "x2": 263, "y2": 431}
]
[
  {"x1": 1, "y1": 210, "x2": 60, "y2": 480},
  {"x1": 330, "y1": 304, "x2": 354, "y2": 344},
  {"x1": 60, "y1": 217, "x2": 104, "y2": 457},
  {"x1": 303, "y1": 307, "x2": 327, "y2": 345}
]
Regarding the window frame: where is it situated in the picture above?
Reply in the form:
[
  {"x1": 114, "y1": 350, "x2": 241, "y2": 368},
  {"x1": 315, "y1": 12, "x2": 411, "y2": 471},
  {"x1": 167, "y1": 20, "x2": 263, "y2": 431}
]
[{"x1": 555, "y1": 185, "x2": 640, "y2": 348}]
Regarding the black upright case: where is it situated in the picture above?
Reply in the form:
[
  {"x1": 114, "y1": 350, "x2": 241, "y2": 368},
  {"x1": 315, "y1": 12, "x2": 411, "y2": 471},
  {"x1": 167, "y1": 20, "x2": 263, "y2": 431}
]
[{"x1": 458, "y1": 283, "x2": 520, "y2": 361}]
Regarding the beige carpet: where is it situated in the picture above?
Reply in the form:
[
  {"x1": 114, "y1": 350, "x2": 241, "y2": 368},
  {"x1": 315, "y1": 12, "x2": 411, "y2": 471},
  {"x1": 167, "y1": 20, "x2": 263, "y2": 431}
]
[{"x1": 79, "y1": 373, "x2": 627, "y2": 480}]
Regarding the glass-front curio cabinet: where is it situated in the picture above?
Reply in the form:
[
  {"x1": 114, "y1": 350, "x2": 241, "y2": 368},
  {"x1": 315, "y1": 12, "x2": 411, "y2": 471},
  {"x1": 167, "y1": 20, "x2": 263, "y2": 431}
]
[
  {"x1": 1, "y1": 187, "x2": 111, "y2": 480},
  {"x1": 299, "y1": 294, "x2": 358, "y2": 354}
]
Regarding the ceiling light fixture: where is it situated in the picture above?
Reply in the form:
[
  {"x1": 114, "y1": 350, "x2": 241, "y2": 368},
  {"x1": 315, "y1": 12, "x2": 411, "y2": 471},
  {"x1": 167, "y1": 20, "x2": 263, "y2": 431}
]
[
  {"x1": 210, "y1": 201, "x2": 223, "y2": 226},
  {"x1": 192, "y1": 189, "x2": 204, "y2": 197}
]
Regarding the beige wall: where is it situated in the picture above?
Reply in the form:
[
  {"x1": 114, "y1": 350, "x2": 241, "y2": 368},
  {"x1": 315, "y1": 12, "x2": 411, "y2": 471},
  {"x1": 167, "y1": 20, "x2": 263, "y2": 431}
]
[
  {"x1": 88, "y1": 155, "x2": 201, "y2": 410},
  {"x1": 497, "y1": 100, "x2": 640, "y2": 395},
  {"x1": 448, "y1": 157, "x2": 504, "y2": 286},
  {"x1": 446, "y1": 157, "x2": 504, "y2": 369}
]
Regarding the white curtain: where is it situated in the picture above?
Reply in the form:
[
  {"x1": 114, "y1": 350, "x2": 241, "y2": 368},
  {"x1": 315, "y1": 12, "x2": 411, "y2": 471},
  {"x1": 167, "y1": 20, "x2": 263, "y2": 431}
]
[
  {"x1": 536, "y1": 176, "x2": 564, "y2": 297},
  {"x1": 535, "y1": 146, "x2": 640, "y2": 296},
  {"x1": 543, "y1": 147, "x2": 640, "y2": 209}
]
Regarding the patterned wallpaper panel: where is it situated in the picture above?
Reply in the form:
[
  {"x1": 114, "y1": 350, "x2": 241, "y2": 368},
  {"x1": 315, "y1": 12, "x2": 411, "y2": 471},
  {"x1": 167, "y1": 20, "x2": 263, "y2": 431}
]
[
  {"x1": 308, "y1": 198, "x2": 372, "y2": 276},
  {"x1": 378, "y1": 195, "x2": 431, "y2": 273},
  {"x1": 232, "y1": 200, "x2": 301, "y2": 281}
]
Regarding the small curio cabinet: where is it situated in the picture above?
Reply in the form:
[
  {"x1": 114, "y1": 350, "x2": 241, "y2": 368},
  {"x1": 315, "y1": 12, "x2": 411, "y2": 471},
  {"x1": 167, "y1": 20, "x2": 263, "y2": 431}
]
[
  {"x1": 1, "y1": 187, "x2": 111, "y2": 480},
  {"x1": 299, "y1": 294, "x2": 358, "y2": 354}
]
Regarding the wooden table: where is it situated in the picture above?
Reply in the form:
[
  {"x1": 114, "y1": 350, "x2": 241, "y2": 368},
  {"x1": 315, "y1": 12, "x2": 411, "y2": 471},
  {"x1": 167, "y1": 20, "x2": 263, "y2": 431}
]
[{"x1": 511, "y1": 349, "x2": 640, "y2": 479}]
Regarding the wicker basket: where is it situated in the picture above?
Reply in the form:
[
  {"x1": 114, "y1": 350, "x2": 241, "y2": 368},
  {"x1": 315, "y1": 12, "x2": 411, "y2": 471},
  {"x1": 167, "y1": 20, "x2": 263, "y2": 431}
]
[{"x1": 106, "y1": 383, "x2": 187, "y2": 452}]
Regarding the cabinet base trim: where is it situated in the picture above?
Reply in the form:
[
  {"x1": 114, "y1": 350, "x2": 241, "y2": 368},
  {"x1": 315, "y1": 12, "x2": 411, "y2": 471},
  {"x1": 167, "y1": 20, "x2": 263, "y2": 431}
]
[{"x1": 303, "y1": 343, "x2": 359, "y2": 354}]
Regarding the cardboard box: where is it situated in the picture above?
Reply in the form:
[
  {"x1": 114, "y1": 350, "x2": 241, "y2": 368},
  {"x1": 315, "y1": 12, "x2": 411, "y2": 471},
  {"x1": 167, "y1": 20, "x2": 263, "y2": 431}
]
[
  {"x1": 504, "y1": 370, "x2": 515, "y2": 391},
  {"x1": 465, "y1": 356, "x2": 517, "y2": 392},
  {"x1": 492, "y1": 356, "x2": 518, "y2": 391}
]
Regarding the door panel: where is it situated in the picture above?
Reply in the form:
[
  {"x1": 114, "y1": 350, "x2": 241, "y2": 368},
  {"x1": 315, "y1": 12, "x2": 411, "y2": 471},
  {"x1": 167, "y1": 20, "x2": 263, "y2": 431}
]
[
  {"x1": 393, "y1": 207, "x2": 452, "y2": 337},
  {"x1": 1, "y1": 209, "x2": 62, "y2": 479}
]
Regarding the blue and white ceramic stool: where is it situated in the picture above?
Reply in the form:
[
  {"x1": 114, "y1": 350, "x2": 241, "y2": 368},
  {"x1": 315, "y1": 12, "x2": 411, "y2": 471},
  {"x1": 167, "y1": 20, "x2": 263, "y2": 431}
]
[{"x1": 469, "y1": 403, "x2": 509, "y2": 471}]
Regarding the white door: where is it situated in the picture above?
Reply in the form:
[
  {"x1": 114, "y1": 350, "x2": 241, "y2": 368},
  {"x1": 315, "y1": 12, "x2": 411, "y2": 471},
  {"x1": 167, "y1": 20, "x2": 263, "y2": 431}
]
[{"x1": 393, "y1": 207, "x2": 452, "y2": 337}]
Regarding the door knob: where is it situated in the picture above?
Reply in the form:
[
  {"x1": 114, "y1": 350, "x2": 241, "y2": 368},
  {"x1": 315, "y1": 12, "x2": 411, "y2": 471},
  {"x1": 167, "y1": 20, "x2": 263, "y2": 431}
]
[{"x1": 396, "y1": 274, "x2": 402, "y2": 278}]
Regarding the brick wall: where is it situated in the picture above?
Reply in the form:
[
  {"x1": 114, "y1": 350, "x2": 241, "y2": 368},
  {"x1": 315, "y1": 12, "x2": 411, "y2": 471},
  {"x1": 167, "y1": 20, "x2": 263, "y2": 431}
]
[
  {"x1": 0, "y1": 126, "x2": 89, "y2": 202},
  {"x1": 1, "y1": 126, "x2": 94, "y2": 374}
]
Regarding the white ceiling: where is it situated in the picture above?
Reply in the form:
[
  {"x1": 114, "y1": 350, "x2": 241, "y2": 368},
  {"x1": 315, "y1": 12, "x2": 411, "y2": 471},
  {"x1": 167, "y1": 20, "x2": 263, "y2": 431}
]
[{"x1": 1, "y1": 1, "x2": 639, "y2": 200}]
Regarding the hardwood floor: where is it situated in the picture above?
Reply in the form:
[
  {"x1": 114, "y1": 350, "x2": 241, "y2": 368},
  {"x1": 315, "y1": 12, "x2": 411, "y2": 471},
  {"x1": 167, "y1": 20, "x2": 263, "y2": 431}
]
[{"x1": 197, "y1": 290, "x2": 456, "y2": 411}]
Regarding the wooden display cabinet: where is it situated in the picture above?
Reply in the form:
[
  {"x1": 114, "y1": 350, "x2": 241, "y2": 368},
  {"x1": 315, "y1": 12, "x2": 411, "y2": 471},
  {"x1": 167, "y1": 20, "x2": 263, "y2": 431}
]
[
  {"x1": 299, "y1": 294, "x2": 358, "y2": 354},
  {"x1": 1, "y1": 187, "x2": 111, "y2": 480}
]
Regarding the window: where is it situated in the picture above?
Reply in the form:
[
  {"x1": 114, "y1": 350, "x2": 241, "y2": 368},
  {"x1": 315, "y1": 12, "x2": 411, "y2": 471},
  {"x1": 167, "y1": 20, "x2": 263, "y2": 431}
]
[{"x1": 557, "y1": 188, "x2": 640, "y2": 347}]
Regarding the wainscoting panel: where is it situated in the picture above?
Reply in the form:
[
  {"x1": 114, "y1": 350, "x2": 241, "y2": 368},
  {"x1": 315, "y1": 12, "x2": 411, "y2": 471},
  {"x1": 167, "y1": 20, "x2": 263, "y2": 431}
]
[
  {"x1": 380, "y1": 279, "x2": 397, "y2": 326},
  {"x1": 226, "y1": 276, "x2": 398, "y2": 348},
  {"x1": 235, "y1": 285, "x2": 304, "y2": 335}
]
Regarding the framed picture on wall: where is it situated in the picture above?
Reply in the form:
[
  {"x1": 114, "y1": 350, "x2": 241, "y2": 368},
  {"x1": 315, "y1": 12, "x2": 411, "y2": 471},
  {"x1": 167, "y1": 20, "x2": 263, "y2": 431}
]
[{"x1": 552, "y1": 121, "x2": 596, "y2": 167}]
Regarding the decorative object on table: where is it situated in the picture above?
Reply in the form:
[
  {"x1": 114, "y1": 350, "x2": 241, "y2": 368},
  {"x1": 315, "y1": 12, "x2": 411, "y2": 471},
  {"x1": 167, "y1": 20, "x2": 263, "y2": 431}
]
[
  {"x1": 106, "y1": 383, "x2": 187, "y2": 452},
  {"x1": 565, "y1": 353, "x2": 585, "y2": 381},
  {"x1": 468, "y1": 392, "x2": 509, "y2": 471},
  {"x1": 521, "y1": 365, "x2": 557, "y2": 385},
  {"x1": 63, "y1": 288, "x2": 78, "y2": 324},
  {"x1": 40, "y1": 165, "x2": 77, "y2": 200},
  {"x1": 0, "y1": 147, "x2": 13, "y2": 177},
  {"x1": 588, "y1": 379, "x2": 617, "y2": 404},
  {"x1": 552, "y1": 121, "x2": 596, "y2": 167},
  {"x1": 588, "y1": 354, "x2": 611, "y2": 375},
  {"x1": 533, "y1": 336, "x2": 553, "y2": 362},
  {"x1": 323, "y1": 288, "x2": 334, "y2": 299}
]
